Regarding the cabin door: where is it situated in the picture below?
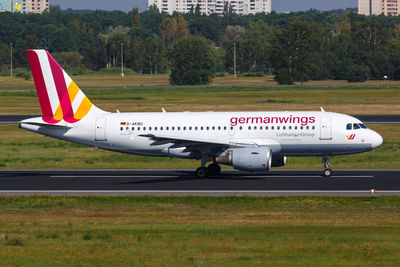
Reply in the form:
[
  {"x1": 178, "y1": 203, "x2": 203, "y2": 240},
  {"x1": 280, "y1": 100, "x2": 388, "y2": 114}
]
[{"x1": 320, "y1": 117, "x2": 332, "y2": 140}]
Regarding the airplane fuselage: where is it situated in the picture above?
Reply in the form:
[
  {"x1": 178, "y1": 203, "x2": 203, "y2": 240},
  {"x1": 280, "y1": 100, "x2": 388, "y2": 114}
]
[{"x1": 21, "y1": 111, "x2": 383, "y2": 159}]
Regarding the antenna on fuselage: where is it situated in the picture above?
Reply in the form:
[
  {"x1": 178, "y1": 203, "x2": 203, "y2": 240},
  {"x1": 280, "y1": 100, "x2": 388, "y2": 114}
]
[
  {"x1": 162, "y1": 107, "x2": 166, "y2": 113},
  {"x1": 320, "y1": 107, "x2": 325, "y2": 112}
]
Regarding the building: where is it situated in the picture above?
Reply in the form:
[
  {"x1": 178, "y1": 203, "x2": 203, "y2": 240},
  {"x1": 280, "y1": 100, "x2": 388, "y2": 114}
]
[
  {"x1": 22, "y1": 0, "x2": 49, "y2": 13},
  {"x1": 148, "y1": 0, "x2": 271, "y2": 15},
  {"x1": 0, "y1": 0, "x2": 49, "y2": 13},
  {"x1": 358, "y1": 0, "x2": 399, "y2": 16}
]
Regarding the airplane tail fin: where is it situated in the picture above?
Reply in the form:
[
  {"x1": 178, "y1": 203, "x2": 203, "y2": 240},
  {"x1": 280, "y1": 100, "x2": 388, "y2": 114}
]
[{"x1": 27, "y1": 49, "x2": 105, "y2": 124}]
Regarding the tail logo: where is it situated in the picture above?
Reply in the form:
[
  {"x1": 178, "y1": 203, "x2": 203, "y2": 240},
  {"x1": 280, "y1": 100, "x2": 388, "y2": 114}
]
[
  {"x1": 27, "y1": 50, "x2": 93, "y2": 124},
  {"x1": 346, "y1": 134, "x2": 356, "y2": 140}
]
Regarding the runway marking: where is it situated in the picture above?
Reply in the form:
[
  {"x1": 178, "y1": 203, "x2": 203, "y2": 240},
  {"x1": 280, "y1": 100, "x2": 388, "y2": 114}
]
[
  {"x1": 51, "y1": 175, "x2": 181, "y2": 178},
  {"x1": 50, "y1": 175, "x2": 374, "y2": 178}
]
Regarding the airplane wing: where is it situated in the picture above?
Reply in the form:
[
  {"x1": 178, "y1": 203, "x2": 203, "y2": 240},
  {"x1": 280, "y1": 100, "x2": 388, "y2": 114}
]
[
  {"x1": 138, "y1": 134, "x2": 281, "y2": 150},
  {"x1": 138, "y1": 134, "x2": 230, "y2": 147}
]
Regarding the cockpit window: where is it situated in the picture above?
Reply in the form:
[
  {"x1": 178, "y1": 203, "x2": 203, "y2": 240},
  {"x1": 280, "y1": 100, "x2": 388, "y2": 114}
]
[
  {"x1": 353, "y1": 123, "x2": 360, "y2": 130},
  {"x1": 359, "y1": 124, "x2": 367, "y2": 129},
  {"x1": 346, "y1": 123, "x2": 352, "y2": 130}
]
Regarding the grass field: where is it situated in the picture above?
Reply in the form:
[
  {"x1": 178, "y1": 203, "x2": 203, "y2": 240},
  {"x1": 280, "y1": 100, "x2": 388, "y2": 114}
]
[
  {"x1": 0, "y1": 125, "x2": 400, "y2": 169},
  {"x1": 0, "y1": 196, "x2": 399, "y2": 266},
  {"x1": 1, "y1": 75, "x2": 400, "y2": 115},
  {"x1": 0, "y1": 124, "x2": 398, "y2": 170}
]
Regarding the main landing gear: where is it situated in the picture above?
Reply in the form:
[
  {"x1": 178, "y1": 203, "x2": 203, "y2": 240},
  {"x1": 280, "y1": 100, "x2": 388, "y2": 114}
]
[
  {"x1": 195, "y1": 163, "x2": 221, "y2": 178},
  {"x1": 322, "y1": 156, "x2": 332, "y2": 177}
]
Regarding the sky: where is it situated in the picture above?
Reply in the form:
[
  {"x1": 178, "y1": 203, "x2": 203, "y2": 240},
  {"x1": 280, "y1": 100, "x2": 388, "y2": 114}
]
[{"x1": 51, "y1": 0, "x2": 357, "y2": 13}]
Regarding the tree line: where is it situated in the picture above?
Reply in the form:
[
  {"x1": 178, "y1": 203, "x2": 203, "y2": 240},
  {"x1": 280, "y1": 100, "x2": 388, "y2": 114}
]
[{"x1": 2, "y1": 6, "x2": 400, "y2": 84}]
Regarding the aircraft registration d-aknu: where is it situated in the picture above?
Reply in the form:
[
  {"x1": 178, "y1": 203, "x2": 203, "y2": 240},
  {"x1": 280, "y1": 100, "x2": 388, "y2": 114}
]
[{"x1": 20, "y1": 50, "x2": 383, "y2": 177}]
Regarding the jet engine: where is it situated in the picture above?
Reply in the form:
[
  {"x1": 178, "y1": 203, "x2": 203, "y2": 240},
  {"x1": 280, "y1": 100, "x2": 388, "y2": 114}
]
[
  {"x1": 271, "y1": 155, "x2": 286, "y2": 167},
  {"x1": 216, "y1": 147, "x2": 272, "y2": 172}
]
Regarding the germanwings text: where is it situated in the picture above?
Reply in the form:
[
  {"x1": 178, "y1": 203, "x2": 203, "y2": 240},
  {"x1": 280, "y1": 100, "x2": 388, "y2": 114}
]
[{"x1": 230, "y1": 116, "x2": 316, "y2": 126}]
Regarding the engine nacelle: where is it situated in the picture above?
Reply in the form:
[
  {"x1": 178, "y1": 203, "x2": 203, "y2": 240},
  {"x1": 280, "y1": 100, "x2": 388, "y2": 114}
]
[
  {"x1": 271, "y1": 155, "x2": 287, "y2": 167},
  {"x1": 216, "y1": 147, "x2": 272, "y2": 172}
]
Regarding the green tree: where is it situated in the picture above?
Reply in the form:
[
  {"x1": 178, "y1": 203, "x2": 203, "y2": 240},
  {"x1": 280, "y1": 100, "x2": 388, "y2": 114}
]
[
  {"x1": 170, "y1": 36, "x2": 218, "y2": 85},
  {"x1": 271, "y1": 20, "x2": 322, "y2": 84},
  {"x1": 159, "y1": 13, "x2": 189, "y2": 47},
  {"x1": 351, "y1": 20, "x2": 389, "y2": 80},
  {"x1": 53, "y1": 51, "x2": 81, "y2": 69},
  {"x1": 14, "y1": 35, "x2": 39, "y2": 68},
  {"x1": 143, "y1": 36, "x2": 166, "y2": 74},
  {"x1": 83, "y1": 37, "x2": 107, "y2": 70},
  {"x1": 0, "y1": 42, "x2": 9, "y2": 71},
  {"x1": 131, "y1": 8, "x2": 141, "y2": 28}
]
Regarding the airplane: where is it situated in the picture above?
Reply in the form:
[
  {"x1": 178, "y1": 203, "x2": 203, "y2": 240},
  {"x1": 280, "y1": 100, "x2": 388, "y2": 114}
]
[{"x1": 19, "y1": 50, "x2": 383, "y2": 178}]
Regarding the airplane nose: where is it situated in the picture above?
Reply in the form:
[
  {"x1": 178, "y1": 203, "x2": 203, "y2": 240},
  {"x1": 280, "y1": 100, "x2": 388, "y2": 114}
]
[{"x1": 371, "y1": 131, "x2": 383, "y2": 150}]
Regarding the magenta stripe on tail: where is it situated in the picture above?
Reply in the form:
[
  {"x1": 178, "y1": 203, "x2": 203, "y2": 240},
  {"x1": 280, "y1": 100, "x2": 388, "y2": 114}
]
[
  {"x1": 46, "y1": 51, "x2": 79, "y2": 123},
  {"x1": 26, "y1": 50, "x2": 60, "y2": 124}
]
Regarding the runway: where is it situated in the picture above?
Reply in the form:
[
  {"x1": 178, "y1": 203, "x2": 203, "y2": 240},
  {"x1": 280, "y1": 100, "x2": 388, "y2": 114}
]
[
  {"x1": 0, "y1": 169, "x2": 399, "y2": 196},
  {"x1": 1, "y1": 115, "x2": 399, "y2": 125}
]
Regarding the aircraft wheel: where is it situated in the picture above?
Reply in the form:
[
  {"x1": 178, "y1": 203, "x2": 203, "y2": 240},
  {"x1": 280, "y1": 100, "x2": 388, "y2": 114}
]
[
  {"x1": 195, "y1": 167, "x2": 209, "y2": 178},
  {"x1": 323, "y1": 168, "x2": 332, "y2": 177},
  {"x1": 207, "y1": 163, "x2": 221, "y2": 176}
]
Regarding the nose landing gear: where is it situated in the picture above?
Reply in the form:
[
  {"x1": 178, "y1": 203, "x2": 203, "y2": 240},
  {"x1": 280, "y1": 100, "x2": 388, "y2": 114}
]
[{"x1": 322, "y1": 156, "x2": 332, "y2": 177}]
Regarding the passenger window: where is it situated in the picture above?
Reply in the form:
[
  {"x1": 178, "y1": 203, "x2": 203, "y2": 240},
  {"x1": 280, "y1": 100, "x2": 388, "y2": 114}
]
[
  {"x1": 289, "y1": 126, "x2": 291, "y2": 130},
  {"x1": 295, "y1": 126, "x2": 297, "y2": 130},
  {"x1": 195, "y1": 126, "x2": 198, "y2": 130},
  {"x1": 277, "y1": 126, "x2": 280, "y2": 130},
  {"x1": 248, "y1": 126, "x2": 251, "y2": 130},
  {"x1": 138, "y1": 127, "x2": 141, "y2": 131},
  {"x1": 120, "y1": 127, "x2": 123, "y2": 131},
  {"x1": 283, "y1": 126, "x2": 286, "y2": 130},
  {"x1": 206, "y1": 127, "x2": 209, "y2": 130},
  {"x1": 254, "y1": 126, "x2": 257, "y2": 130},
  {"x1": 346, "y1": 123, "x2": 352, "y2": 130},
  {"x1": 160, "y1": 127, "x2": 163, "y2": 131},
  {"x1": 230, "y1": 126, "x2": 234, "y2": 130},
  {"x1": 201, "y1": 127, "x2": 204, "y2": 130},
  {"x1": 271, "y1": 126, "x2": 274, "y2": 130},
  {"x1": 178, "y1": 127, "x2": 180, "y2": 131},
  {"x1": 240, "y1": 126, "x2": 243, "y2": 130},
  {"x1": 360, "y1": 124, "x2": 367, "y2": 129},
  {"x1": 266, "y1": 126, "x2": 268, "y2": 130},
  {"x1": 126, "y1": 127, "x2": 129, "y2": 131},
  {"x1": 300, "y1": 126, "x2": 303, "y2": 130},
  {"x1": 166, "y1": 127, "x2": 169, "y2": 130},
  {"x1": 224, "y1": 126, "x2": 227, "y2": 130},
  {"x1": 353, "y1": 123, "x2": 360, "y2": 130},
  {"x1": 212, "y1": 126, "x2": 215, "y2": 130},
  {"x1": 132, "y1": 127, "x2": 135, "y2": 131},
  {"x1": 306, "y1": 126, "x2": 309, "y2": 130},
  {"x1": 149, "y1": 127, "x2": 152, "y2": 131},
  {"x1": 155, "y1": 127, "x2": 157, "y2": 131},
  {"x1": 218, "y1": 126, "x2": 221, "y2": 130},
  {"x1": 312, "y1": 126, "x2": 315, "y2": 130},
  {"x1": 260, "y1": 126, "x2": 263, "y2": 130},
  {"x1": 183, "y1": 127, "x2": 186, "y2": 130},
  {"x1": 143, "y1": 127, "x2": 146, "y2": 131}
]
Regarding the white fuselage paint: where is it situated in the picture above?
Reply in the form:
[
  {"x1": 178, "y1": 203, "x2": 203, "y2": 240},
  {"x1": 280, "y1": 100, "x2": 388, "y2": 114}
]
[{"x1": 20, "y1": 111, "x2": 383, "y2": 163}]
